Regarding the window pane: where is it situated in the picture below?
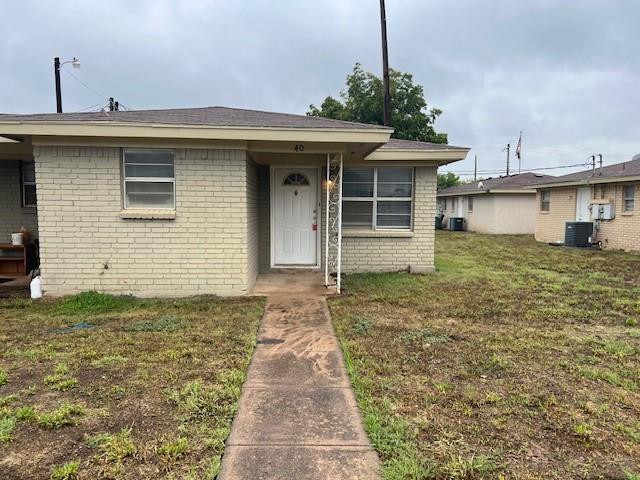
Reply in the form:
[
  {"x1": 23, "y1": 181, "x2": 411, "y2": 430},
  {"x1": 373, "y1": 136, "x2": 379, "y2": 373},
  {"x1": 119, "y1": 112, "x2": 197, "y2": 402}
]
[
  {"x1": 125, "y1": 181, "x2": 174, "y2": 208},
  {"x1": 343, "y1": 168, "x2": 374, "y2": 183},
  {"x1": 377, "y1": 168, "x2": 412, "y2": 183},
  {"x1": 377, "y1": 214, "x2": 411, "y2": 228},
  {"x1": 377, "y1": 201, "x2": 411, "y2": 215},
  {"x1": 342, "y1": 201, "x2": 373, "y2": 228},
  {"x1": 24, "y1": 184, "x2": 37, "y2": 206},
  {"x1": 343, "y1": 168, "x2": 374, "y2": 197},
  {"x1": 125, "y1": 163, "x2": 174, "y2": 178},
  {"x1": 124, "y1": 150, "x2": 174, "y2": 165},
  {"x1": 377, "y1": 183, "x2": 412, "y2": 197},
  {"x1": 22, "y1": 162, "x2": 36, "y2": 183}
]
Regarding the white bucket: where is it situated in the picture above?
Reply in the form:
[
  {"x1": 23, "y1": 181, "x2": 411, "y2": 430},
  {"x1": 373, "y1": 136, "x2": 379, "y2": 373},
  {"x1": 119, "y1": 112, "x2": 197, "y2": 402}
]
[
  {"x1": 11, "y1": 233, "x2": 23, "y2": 245},
  {"x1": 30, "y1": 276, "x2": 43, "y2": 299}
]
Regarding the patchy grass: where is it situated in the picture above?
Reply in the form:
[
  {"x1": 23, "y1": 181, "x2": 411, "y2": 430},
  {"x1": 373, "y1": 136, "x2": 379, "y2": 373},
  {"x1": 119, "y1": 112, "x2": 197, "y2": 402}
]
[
  {"x1": 0, "y1": 292, "x2": 263, "y2": 479},
  {"x1": 330, "y1": 233, "x2": 640, "y2": 479}
]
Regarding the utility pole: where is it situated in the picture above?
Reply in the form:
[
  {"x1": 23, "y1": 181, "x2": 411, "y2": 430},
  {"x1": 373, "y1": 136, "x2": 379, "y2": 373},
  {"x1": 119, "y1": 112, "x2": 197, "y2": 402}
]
[
  {"x1": 474, "y1": 155, "x2": 477, "y2": 182},
  {"x1": 504, "y1": 143, "x2": 511, "y2": 176},
  {"x1": 53, "y1": 57, "x2": 80, "y2": 113},
  {"x1": 108, "y1": 97, "x2": 120, "y2": 111},
  {"x1": 597, "y1": 154, "x2": 603, "y2": 175},
  {"x1": 379, "y1": 0, "x2": 391, "y2": 126},
  {"x1": 54, "y1": 57, "x2": 62, "y2": 113}
]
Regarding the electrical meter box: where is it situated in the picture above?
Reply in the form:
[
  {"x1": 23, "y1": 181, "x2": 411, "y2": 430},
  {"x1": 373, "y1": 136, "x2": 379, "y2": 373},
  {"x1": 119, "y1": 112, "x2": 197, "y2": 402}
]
[{"x1": 592, "y1": 203, "x2": 615, "y2": 220}]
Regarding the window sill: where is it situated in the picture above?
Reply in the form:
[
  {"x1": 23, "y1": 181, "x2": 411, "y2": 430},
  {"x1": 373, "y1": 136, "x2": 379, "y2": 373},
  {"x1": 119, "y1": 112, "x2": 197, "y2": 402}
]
[
  {"x1": 119, "y1": 209, "x2": 176, "y2": 220},
  {"x1": 342, "y1": 229, "x2": 414, "y2": 238},
  {"x1": 621, "y1": 211, "x2": 634, "y2": 216}
]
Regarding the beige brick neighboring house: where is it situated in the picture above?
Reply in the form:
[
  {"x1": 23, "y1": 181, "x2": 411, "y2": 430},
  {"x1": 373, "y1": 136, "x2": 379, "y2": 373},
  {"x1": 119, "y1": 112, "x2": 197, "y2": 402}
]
[
  {"x1": 437, "y1": 172, "x2": 554, "y2": 234},
  {"x1": 533, "y1": 155, "x2": 640, "y2": 252},
  {"x1": 0, "y1": 107, "x2": 468, "y2": 296}
]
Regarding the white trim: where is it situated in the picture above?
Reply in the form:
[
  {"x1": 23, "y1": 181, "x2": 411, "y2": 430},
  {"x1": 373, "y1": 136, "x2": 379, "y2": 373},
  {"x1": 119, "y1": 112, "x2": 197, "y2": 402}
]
[{"x1": 269, "y1": 165, "x2": 321, "y2": 269}]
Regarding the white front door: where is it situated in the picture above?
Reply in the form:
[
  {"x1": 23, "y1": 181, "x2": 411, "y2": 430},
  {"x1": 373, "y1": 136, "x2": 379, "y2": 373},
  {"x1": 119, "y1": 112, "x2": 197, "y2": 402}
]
[
  {"x1": 272, "y1": 168, "x2": 318, "y2": 266},
  {"x1": 576, "y1": 186, "x2": 591, "y2": 221}
]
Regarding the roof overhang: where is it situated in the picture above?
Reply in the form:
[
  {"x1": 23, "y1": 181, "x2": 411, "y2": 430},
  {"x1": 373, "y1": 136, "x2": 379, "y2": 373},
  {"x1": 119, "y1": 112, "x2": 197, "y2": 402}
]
[
  {"x1": 531, "y1": 176, "x2": 640, "y2": 189},
  {"x1": 365, "y1": 147, "x2": 469, "y2": 165},
  {"x1": 0, "y1": 120, "x2": 392, "y2": 145},
  {"x1": 437, "y1": 188, "x2": 536, "y2": 197}
]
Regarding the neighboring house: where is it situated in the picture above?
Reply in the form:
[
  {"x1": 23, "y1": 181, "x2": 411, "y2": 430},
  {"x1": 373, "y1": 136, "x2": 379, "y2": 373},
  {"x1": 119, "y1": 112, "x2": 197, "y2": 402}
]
[
  {"x1": 436, "y1": 172, "x2": 554, "y2": 234},
  {"x1": 532, "y1": 154, "x2": 640, "y2": 252},
  {"x1": 0, "y1": 107, "x2": 468, "y2": 296}
]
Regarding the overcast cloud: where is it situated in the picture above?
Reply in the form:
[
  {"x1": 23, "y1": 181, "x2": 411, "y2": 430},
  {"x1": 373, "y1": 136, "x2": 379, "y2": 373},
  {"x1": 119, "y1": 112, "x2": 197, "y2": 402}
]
[{"x1": 1, "y1": 0, "x2": 638, "y2": 177}]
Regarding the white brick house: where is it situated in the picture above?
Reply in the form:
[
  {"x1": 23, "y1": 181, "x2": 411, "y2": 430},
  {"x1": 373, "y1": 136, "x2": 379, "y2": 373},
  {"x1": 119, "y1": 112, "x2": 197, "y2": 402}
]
[{"x1": 0, "y1": 107, "x2": 468, "y2": 296}]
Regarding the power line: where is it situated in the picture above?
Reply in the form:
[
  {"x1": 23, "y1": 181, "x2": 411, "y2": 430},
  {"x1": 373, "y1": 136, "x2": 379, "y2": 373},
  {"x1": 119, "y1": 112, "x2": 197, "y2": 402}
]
[
  {"x1": 61, "y1": 66, "x2": 109, "y2": 101},
  {"x1": 444, "y1": 161, "x2": 592, "y2": 176}
]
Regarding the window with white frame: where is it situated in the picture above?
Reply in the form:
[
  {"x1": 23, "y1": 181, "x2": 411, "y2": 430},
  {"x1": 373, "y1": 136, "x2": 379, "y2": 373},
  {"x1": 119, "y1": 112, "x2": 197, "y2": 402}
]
[
  {"x1": 623, "y1": 185, "x2": 635, "y2": 212},
  {"x1": 122, "y1": 150, "x2": 175, "y2": 209},
  {"x1": 342, "y1": 167, "x2": 413, "y2": 230},
  {"x1": 540, "y1": 190, "x2": 551, "y2": 212},
  {"x1": 21, "y1": 161, "x2": 37, "y2": 207}
]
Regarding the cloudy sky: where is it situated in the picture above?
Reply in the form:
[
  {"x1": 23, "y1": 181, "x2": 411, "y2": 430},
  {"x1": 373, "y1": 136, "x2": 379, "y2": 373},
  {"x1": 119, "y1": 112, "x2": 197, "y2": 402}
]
[{"x1": 1, "y1": 0, "x2": 638, "y2": 178}]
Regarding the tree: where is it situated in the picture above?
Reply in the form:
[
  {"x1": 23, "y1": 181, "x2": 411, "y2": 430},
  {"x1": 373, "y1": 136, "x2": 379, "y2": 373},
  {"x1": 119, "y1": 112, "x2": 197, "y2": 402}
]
[
  {"x1": 437, "y1": 172, "x2": 461, "y2": 189},
  {"x1": 308, "y1": 63, "x2": 447, "y2": 144}
]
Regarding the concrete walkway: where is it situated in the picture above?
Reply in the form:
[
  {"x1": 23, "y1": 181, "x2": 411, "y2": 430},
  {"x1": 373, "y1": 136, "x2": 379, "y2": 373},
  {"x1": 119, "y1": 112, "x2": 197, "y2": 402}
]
[{"x1": 218, "y1": 294, "x2": 380, "y2": 480}]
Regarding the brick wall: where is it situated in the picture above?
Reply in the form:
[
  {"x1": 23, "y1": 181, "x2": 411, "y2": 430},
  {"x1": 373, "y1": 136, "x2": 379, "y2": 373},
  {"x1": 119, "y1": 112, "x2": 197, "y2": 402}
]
[
  {"x1": 34, "y1": 146, "x2": 251, "y2": 297},
  {"x1": 0, "y1": 160, "x2": 38, "y2": 241},
  {"x1": 593, "y1": 181, "x2": 640, "y2": 252},
  {"x1": 535, "y1": 187, "x2": 577, "y2": 243},
  {"x1": 535, "y1": 182, "x2": 640, "y2": 252}
]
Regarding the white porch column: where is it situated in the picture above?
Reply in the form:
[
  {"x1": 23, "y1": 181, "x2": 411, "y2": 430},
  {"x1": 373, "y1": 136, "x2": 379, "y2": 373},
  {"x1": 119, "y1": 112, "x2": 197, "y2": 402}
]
[{"x1": 324, "y1": 153, "x2": 343, "y2": 293}]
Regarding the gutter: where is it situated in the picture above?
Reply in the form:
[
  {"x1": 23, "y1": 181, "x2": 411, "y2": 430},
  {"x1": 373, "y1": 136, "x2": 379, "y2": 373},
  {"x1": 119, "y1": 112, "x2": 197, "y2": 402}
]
[{"x1": 530, "y1": 175, "x2": 640, "y2": 189}]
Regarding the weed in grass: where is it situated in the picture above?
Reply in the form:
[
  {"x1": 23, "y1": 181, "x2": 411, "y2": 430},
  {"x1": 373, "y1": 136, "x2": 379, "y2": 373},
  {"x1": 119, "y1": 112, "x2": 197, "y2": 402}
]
[
  {"x1": 0, "y1": 415, "x2": 17, "y2": 442},
  {"x1": 124, "y1": 314, "x2": 185, "y2": 332},
  {"x1": 88, "y1": 427, "x2": 137, "y2": 463},
  {"x1": 596, "y1": 340, "x2": 636, "y2": 358},
  {"x1": 169, "y1": 379, "x2": 239, "y2": 419},
  {"x1": 157, "y1": 436, "x2": 189, "y2": 464},
  {"x1": 15, "y1": 406, "x2": 35, "y2": 421},
  {"x1": 0, "y1": 368, "x2": 7, "y2": 386},
  {"x1": 574, "y1": 422, "x2": 593, "y2": 441},
  {"x1": 55, "y1": 291, "x2": 139, "y2": 315},
  {"x1": 50, "y1": 460, "x2": 80, "y2": 480},
  {"x1": 625, "y1": 472, "x2": 640, "y2": 480},
  {"x1": 350, "y1": 315, "x2": 373, "y2": 335},
  {"x1": 44, "y1": 364, "x2": 78, "y2": 391},
  {"x1": 441, "y1": 454, "x2": 501, "y2": 479},
  {"x1": 579, "y1": 366, "x2": 638, "y2": 392},
  {"x1": 626, "y1": 318, "x2": 638, "y2": 327},
  {"x1": 90, "y1": 355, "x2": 127, "y2": 367},
  {"x1": 0, "y1": 394, "x2": 17, "y2": 407},
  {"x1": 616, "y1": 422, "x2": 640, "y2": 442},
  {"x1": 488, "y1": 353, "x2": 509, "y2": 371},
  {"x1": 36, "y1": 403, "x2": 85, "y2": 429}
]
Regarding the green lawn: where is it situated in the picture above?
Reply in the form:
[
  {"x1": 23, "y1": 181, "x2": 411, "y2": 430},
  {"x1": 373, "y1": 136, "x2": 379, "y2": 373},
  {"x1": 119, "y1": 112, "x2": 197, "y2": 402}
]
[
  {"x1": 330, "y1": 232, "x2": 640, "y2": 480},
  {"x1": 0, "y1": 292, "x2": 263, "y2": 479}
]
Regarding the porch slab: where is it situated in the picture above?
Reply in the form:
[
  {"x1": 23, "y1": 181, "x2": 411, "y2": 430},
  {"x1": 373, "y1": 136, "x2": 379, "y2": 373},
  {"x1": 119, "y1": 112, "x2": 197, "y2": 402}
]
[
  {"x1": 217, "y1": 446, "x2": 380, "y2": 480},
  {"x1": 251, "y1": 272, "x2": 337, "y2": 297}
]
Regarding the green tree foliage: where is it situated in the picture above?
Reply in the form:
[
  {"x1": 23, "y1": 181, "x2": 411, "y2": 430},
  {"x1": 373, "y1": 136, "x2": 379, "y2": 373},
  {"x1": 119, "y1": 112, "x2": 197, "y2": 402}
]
[
  {"x1": 308, "y1": 63, "x2": 447, "y2": 144},
  {"x1": 437, "y1": 172, "x2": 461, "y2": 189}
]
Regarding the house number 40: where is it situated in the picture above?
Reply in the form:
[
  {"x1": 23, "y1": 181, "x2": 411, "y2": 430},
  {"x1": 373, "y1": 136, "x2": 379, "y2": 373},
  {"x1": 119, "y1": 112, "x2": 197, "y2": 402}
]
[{"x1": 294, "y1": 144, "x2": 305, "y2": 152}]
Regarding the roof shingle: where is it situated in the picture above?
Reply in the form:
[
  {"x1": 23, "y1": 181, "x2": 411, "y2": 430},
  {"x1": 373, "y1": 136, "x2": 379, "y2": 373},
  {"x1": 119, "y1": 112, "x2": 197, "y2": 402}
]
[
  {"x1": 438, "y1": 172, "x2": 555, "y2": 195},
  {"x1": 0, "y1": 106, "x2": 392, "y2": 131}
]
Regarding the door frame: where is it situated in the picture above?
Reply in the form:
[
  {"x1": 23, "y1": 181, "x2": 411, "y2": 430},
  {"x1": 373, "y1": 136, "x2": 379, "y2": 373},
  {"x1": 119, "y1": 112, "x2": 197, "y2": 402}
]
[{"x1": 269, "y1": 165, "x2": 321, "y2": 269}]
